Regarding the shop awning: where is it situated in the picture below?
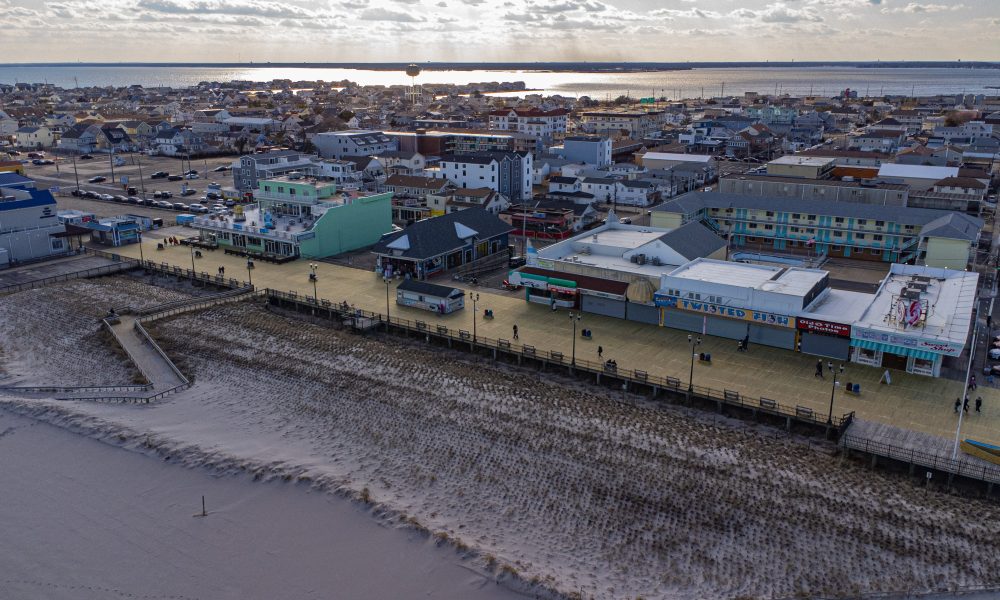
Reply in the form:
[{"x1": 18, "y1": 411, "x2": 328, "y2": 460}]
[
  {"x1": 626, "y1": 279, "x2": 656, "y2": 304},
  {"x1": 850, "y1": 338, "x2": 938, "y2": 361}
]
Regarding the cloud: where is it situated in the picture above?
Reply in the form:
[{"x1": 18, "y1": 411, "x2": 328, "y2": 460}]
[
  {"x1": 882, "y1": 2, "x2": 966, "y2": 13},
  {"x1": 136, "y1": 0, "x2": 315, "y2": 18},
  {"x1": 359, "y1": 6, "x2": 424, "y2": 21}
]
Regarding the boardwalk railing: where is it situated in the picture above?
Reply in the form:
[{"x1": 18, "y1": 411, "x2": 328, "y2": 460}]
[
  {"x1": 0, "y1": 261, "x2": 135, "y2": 295},
  {"x1": 0, "y1": 383, "x2": 152, "y2": 394},
  {"x1": 841, "y1": 432, "x2": 1000, "y2": 486},
  {"x1": 267, "y1": 289, "x2": 855, "y2": 431},
  {"x1": 85, "y1": 247, "x2": 252, "y2": 291}
]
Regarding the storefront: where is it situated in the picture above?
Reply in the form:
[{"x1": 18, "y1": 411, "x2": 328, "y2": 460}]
[
  {"x1": 509, "y1": 267, "x2": 629, "y2": 313},
  {"x1": 849, "y1": 327, "x2": 962, "y2": 377},
  {"x1": 797, "y1": 317, "x2": 852, "y2": 360},
  {"x1": 653, "y1": 294, "x2": 797, "y2": 350}
]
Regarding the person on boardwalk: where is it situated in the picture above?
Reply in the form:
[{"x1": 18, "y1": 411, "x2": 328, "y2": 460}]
[
  {"x1": 969, "y1": 375, "x2": 977, "y2": 390},
  {"x1": 598, "y1": 345, "x2": 603, "y2": 359},
  {"x1": 963, "y1": 396, "x2": 970, "y2": 413},
  {"x1": 955, "y1": 397, "x2": 961, "y2": 413},
  {"x1": 976, "y1": 397, "x2": 983, "y2": 413},
  {"x1": 512, "y1": 324, "x2": 519, "y2": 340},
  {"x1": 815, "y1": 360, "x2": 824, "y2": 379}
]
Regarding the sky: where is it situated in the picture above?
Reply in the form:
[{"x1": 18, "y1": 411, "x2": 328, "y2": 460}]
[{"x1": 0, "y1": 0, "x2": 997, "y2": 63}]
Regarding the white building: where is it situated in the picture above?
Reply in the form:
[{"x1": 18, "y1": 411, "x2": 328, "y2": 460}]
[
  {"x1": 877, "y1": 164, "x2": 960, "y2": 191},
  {"x1": 0, "y1": 185, "x2": 68, "y2": 267},
  {"x1": 488, "y1": 108, "x2": 568, "y2": 141},
  {"x1": 312, "y1": 130, "x2": 398, "y2": 159},
  {"x1": 434, "y1": 152, "x2": 533, "y2": 202},
  {"x1": 850, "y1": 264, "x2": 977, "y2": 377}
]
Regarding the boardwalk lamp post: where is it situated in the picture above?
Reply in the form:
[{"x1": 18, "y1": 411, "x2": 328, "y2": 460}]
[
  {"x1": 827, "y1": 362, "x2": 844, "y2": 424},
  {"x1": 687, "y1": 334, "x2": 702, "y2": 393},
  {"x1": 189, "y1": 244, "x2": 197, "y2": 274},
  {"x1": 309, "y1": 263, "x2": 319, "y2": 302},
  {"x1": 472, "y1": 293, "x2": 480, "y2": 342},
  {"x1": 383, "y1": 275, "x2": 391, "y2": 324},
  {"x1": 569, "y1": 311, "x2": 581, "y2": 366},
  {"x1": 246, "y1": 258, "x2": 254, "y2": 287}
]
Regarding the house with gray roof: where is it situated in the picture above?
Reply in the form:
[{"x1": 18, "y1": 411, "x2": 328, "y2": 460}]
[{"x1": 372, "y1": 208, "x2": 512, "y2": 280}]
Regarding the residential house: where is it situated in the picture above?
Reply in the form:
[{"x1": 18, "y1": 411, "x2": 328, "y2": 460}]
[
  {"x1": 313, "y1": 129, "x2": 398, "y2": 159},
  {"x1": 432, "y1": 152, "x2": 533, "y2": 202},
  {"x1": 15, "y1": 126, "x2": 53, "y2": 149},
  {"x1": 426, "y1": 187, "x2": 509, "y2": 216},
  {"x1": 488, "y1": 107, "x2": 568, "y2": 141},
  {"x1": 57, "y1": 123, "x2": 100, "y2": 154}
]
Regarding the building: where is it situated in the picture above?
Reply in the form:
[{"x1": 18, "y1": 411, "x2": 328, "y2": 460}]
[
  {"x1": 637, "y1": 152, "x2": 717, "y2": 180},
  {"x1": 655, "y1": 259, "x2": 830, "y2": 350},
  {"x1": 500, "y1": 201, "x2": 599, "y2": 241},
  {"x1": 372, "y1": 208, "x2": 512, "y2": 280},
  {"x1": 385, "y1": 174, "x2": 450, "y2": 201},
  {"x1": 848, "y1": 130, "x2": 907, "y2": 154},
  {"x1": 0, "y1": 185, "x2": 67, "y2": 267},
  {"x1": 57, "y1": 123, "x2": 99, "y2": 154},
  {"x1": 15, "y1": 126, "x2": 53, "y2": 149},
  {"x1": 877, "y1": 164, "x2": 959, "y2": 191},
  {"x1": 765, "y1": 155, "x2": 836, "y2": 180},
  {"x1": 650, "y1": 191, "x2": 982, "y2": 267},
  {"x1": 195, "y1": 175, "x2": 392, "y2": 259},
  {"x1": 580, "y1": 110, "x2": 665, "y2": 139},
  {"x1": 313, "y1": 130, "x2": 398, "y2": 159},
  {"x1": 426, "y1": 188, "x2": 509, "y2": 216},
  {"x1": 233, "y1": 150, "x2": 317, "y2": 191},
  {"x1": 433, "y1": 152, "x2": 533, "y2": 202},
  {"x1": 395, "y1": 279, "x2": 465, "y2": 314},
  {"x1": 850, "y1": 264, "x2": 977, "y2": 377},
  {"x1": 718, "y1": 175, "x2": 909, "y2": 206},
  {"x1": 488, "y1": 108, "x2": 568, "y2": 141},
  {"x1": 558, "y1": 136, "x2": 613, "y2": 169},
  {"x1": 83, "y1": 215, "x2": 142, "y2": 247}
]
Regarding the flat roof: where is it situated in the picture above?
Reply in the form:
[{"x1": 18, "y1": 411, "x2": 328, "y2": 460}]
[
  {"x1": 642, "y1": 152, "x2": 714, "y2": 163},
  {"x1": 800, "y1": 289, "x2": 874, "y2": 323},
  {"x1": 667, "y1": 258, "x2": 827, "y2": 297},
  {"x1": 877, "y1": 163, "x2": 959, "y2": 179},
  {"x1": 768, "y1": 155, "x2": 836, "y2": 168},
  {"x1": 854, "y1": 263, "x2": 978, "y2": 346}
]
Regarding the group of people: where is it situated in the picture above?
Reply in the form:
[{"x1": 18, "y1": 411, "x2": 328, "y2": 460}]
[{"x1": 955, "y1": 396, "x2": 984, "y2": 414}]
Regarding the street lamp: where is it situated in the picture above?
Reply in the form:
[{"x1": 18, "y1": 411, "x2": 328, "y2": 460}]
[
  {"x1": 569, "y1": 311, "x2": 582, "y2": 366},
  {"x1": 472, "y1": 293, "x2": 480, "y2": 342},
  {"x1": 383, "y1": 275, "x2": 391, "y2": 325},
  {"x1": 190, "y1": 244, "x2": 197, "y2": 274},
  {"x1": 827, "y1": 362, "x2": 845, "y2": 424},
  {"x1": 246, "y1": 258, "x2": 254, "y2": 287},
  {"x1": 687, "y1": 334, "x2": 702, "y2": 393},
  {"x1": 309, "y1": 262, "x2": 319, "y2": 302}
]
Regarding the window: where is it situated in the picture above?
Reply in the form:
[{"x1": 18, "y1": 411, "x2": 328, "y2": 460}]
[
  {"x1": 856, "y1": 233, "x2": 866, "y2": 240},
  {"x1": 873, "y1": 234, "x2": 883, "y2": 241},
  {"x1": 792, "y1": 213, "x2": 800, "y2": 219},
  {"x1": 857, "y1": 219, "x2": 866, "y2": 225},
  {"x1": 765, "y1": 211, "x2": 774, "y2": 217},
  {"x1": 875, "y1": 220, "x2": 885, "y2": 227},
  {"x1": 807, "y1": 214, "x2": 816, "y2": 221},
  {"x1": 833, "y1": 231, "x2": 843, "y2": 237},
  {"x1": 870, "y1": 248, "x2": 882, "y2": 256},
  {"x1": 264, "y1": 185, "x2": 271, "y2": 192},
  {"x1": 834, "y1": 217, "x2": 844, "y2": 224},
  {"x1": 749, "y1": 223, "x2": 758, "y2": 229},
  {"x1": 764, "y1": 224, "x2": 774, "y2": 230}
]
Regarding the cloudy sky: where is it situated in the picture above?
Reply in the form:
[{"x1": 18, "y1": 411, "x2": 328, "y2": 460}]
[{"x1": 0, "y1": 0, "x2": 996, "y2": 63}]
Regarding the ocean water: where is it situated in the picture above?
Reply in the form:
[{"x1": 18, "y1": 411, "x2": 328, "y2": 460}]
[{"x1": 0, "y1": 65, "x2": 998, "y2": 99}]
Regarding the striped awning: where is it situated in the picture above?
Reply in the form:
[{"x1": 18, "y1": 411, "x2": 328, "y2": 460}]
[{"x1": 850, "y1": 338, "x2": 938, "y2": 361}]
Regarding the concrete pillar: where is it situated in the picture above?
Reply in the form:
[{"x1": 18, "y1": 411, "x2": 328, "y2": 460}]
[
  {"x1": 871, "y1": 455, "x2": 878, "y2": 469},
  {"x1": 785, "y1": 416, "x2": 792, "y2": 431}
]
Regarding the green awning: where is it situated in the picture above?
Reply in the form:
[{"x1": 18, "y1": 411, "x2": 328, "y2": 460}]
[{"x1": 850, "y1": 338, "x2": 938, "y2": 361}]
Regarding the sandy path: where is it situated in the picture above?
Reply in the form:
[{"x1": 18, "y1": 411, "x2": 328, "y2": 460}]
[{"x1": 0, "y1": 407, "x2": 523, "y2": 600}]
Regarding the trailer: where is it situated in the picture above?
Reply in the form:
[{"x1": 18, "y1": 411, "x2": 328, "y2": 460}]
[{"x1": 396, "y1": 279, "x2": 465, "y2": 314}]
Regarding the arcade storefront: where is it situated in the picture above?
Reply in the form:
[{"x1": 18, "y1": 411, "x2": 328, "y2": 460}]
[
  {"x1": 653, "y1": 294, "x2": 797, "y2": 350},
  {"x1": 796, "y1": 317, "x2": 852, "y2": 360}
]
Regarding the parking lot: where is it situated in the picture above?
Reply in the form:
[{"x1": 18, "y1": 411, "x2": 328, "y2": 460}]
[{"x1": 16, "y1": 153, "x2": 241, "y2": 219}]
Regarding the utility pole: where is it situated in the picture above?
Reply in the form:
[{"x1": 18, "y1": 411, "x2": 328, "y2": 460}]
[
  {"x1": 136, "y1": 153, "x2": 147, "y2": 201},
  {"x1": 109, "y1": 148, "x2": 115, "y2": 183},
  {"x1": 72, "y1": 155, "x2": 80, "y2": 192}
]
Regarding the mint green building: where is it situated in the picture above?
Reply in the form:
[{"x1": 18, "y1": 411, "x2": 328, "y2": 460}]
[{"x1": 193, "y1": 175, "x2": 392, "y2": 259}]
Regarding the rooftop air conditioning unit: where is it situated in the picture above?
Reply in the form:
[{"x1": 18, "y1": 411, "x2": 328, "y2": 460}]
[{"x1": 630, "y1": 254, "x2": 639, "y2": 263}]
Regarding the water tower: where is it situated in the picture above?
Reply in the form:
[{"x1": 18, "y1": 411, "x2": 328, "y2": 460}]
[{"x1": 405, "y1": 63, "x2": 422, "y2": 104}]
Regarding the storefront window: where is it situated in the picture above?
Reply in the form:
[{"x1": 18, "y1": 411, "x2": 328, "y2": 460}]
[
  {"x1": 855, "y1": 347, "x2": 882, "y2": 367},
  {"x1": 910, "y1": 357, "x2": 935, "y2": 376}
]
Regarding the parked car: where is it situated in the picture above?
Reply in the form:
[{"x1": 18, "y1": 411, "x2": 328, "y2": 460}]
[
  {"x1": 224, "y1": 199, "x2": 236, "y2": 207},
  {"x1": 88, "y1": 176, "x2": 107, "y2": 183},
  {"x1": 142, "y1": 198, "x2": 157, "y2": 206},
  {"x1": 212, "y1": 165, "x2": 230, "y2": 172},
  {"x1": 189, "y1": 204, "x2": 206, "y2": 213},
  {"x1": 181, "y1": 188, "x2": 197, "y2": 196},
  {"x1": 156, "y1": 200, "x2": 174, "y2": 209},
  {"x1": 167, "y1": 175, "x2": 184, "y2": 181},
  {"x1": 508, "y1": 255, "x2": 527, "y2": 268},
  {"x1": 70, "y1": 189, "x2": 83, "y2": 197},
  {"x1": 990, "y1": 348, "x2": 1000, "y2": 360},
  {"x1": 150, "y1": 171, "x2": 168, "y2": 179},
  {"x1": 173, "y1": 202, "x2": 188, "y2": 211},
  {"x1": 184, "y1": 169, "x2": 198, "y2": 176},
  {"x1": 7, "y1": 150, "x2": 21, "y2": 156},
  {"x1": 39, "y1": 159, "x2": 54, "y2": 165},
  {"x1": 27, "y1": 152, "x2": 44, "y2": 159},
  {"x1": 205, "y1": 192, "x2": 220, "y2": 200},
  {"x1": 100, "y1": 194, "x2": 115, "y2": 202},
  {"x1": 185, "y1": 173, "x2": 199, "y2": 180},
  {"x1": 79, "y1": 154, "x2": 93, "y2": 160},
  {"x1": 619, "y1": 217, "x2": 632, "y2": 224},
  {"x1": 31, "y1": 158, "x2": 45, "y2": 165},
  {"x1": 127, "y1": 186, "x2": 138, "y2": 195},
  {"x1": 83, "y1": 190, "x2": 98, "y2": 199}
]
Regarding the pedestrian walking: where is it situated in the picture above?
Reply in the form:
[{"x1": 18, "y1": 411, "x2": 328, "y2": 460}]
[
  {"x1": 955, "y1": 397, "x2": 961, "y2": 413},
  {"x1": 976, "y1": 396, "x2": 983, "y2": 413},
  {"x1": 598, "y1": 345, "x2": 603, "y2": 359},
  {"x1": 964, "y1": 396, "x2": 970, "y2": 413},
  {"x1": 815, "y1": 359, "x2": 824, "y2": 379},
  {"x1": 970, "y1": 375, "x2": 977, "y2": 390},
  {"x1": 512, "y1": 324, "x2": 519, "y2": 340}
]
